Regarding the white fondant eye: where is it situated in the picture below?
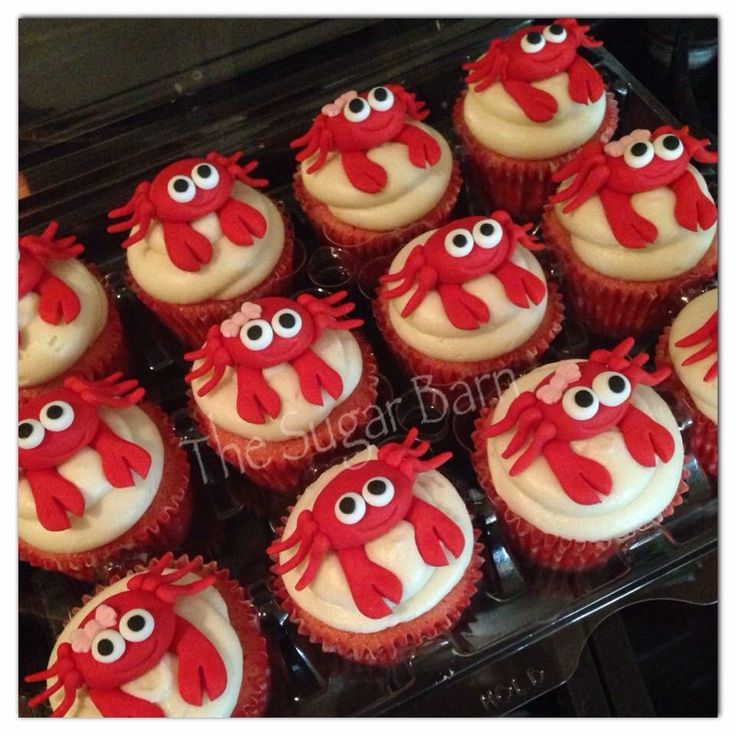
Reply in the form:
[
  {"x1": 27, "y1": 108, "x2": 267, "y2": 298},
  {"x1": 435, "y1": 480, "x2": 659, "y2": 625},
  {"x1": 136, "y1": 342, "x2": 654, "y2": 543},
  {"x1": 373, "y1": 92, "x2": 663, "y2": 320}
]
[
  {"x1": 191, "y1": 163, "x2": 220, "y2": 190},
  {"x1": 362, "y1": 476, "x2": 395, "y2": 507},
  {"x1": 343, "y1": 96, "x2": 370, "y2": 123},
  {"x1": 91, "y1": 630, "x2": 126, "y2": 664},
  {"x1": 367, "y1": 86, "x2": 394, "y2": 112},
  {"x1": 240, "y1": 319, "x2": 274, "y2": 351},
  {"x1": 167, "y1": 175, "x2": 196, "y2": 203},
  {"x1": 521, "y1": 31, "x2": 546, "y2": 54},
  {"x1": 543, "y1": 23, "x2": 567, "y2": 43},
  {"x1": 653, "y1": 134, "x2": 684, "y2": 161},
  {"x1": 39, "y1": 401, "x2": 75, "y2": 432},
  {"x1": 472, "y1": 218, "x2": 503, "y2": 249},
  {"x1": 271, "y1": 309, "x2": 303, "y2": 338},
  {"x1": 562, "y1": 386, "x2": 599, "y2": 421},
  {"x1": 18, "y1": 419, "x2": 45, "y2": 450},
  {"x1": 592, "y1": 371, "x2": 632, "y2": 407},
  {"x1": 444, "y1": 228, "x2": 475, "y2": 257},
  {"x1": 334, "y1": 492, "x2": 366, "y2": 525},
  {"x1": 624, "y1": 140, "x2": 655, "y2": 169},
  {"x1": 119, "y1": 609, "x2": 155, "y2": 643}
]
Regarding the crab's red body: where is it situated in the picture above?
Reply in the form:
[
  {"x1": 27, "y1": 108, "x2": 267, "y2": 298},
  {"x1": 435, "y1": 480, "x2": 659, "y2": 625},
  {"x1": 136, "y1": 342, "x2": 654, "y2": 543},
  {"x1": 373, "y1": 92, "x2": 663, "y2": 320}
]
[
  {"x1": 268, "y1": 429, "x2": 465, "y2": 619},
  {"x1": 185, "y1": 291, "x2": 363, "y2": 425},
  {"x1": 550, "y1": 126, "x2": 718, "y2": 248},
  {"x1": 481, "y1": 338, "x2": 675, "y2": 505},
  {"x1": 18, "y1": 373, "x2": 152, "y2": 532},
  {"x1": 25, "y1": 554, "x2": 227, "y2": 717},
  {"x1": 107, "y1": 151, "x2": 269, "y2": 272},
  {"x1": 379, "y1": 212, "x2": 546, "y2": 330},
  {"x1": 291, "y1": 84, "x2": 441, "y2": 194},
  {"x1": 463, "y1": 19, "x2": 604, "y2": 123},
  {"x1": 675, "y1": 309, "x2": 718, "y2": 382},
  {"x1": 19, "y1": 222, "x2": 85, "y2": 326}
]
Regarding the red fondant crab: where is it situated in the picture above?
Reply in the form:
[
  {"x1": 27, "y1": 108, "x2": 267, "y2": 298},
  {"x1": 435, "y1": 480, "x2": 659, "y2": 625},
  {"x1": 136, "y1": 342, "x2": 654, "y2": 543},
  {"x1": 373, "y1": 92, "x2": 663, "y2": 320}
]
[
  {"x1": 18, "y1": 373, "x2": 152, "y2": 532},
  {"x1": 268, "y1": 428, "x2": 465, "y2": 619},
  {"x1": 379, "y1": 212, "x2": 546, "y2": 330},
  {"x1": 19, "y1": 222, "x2": 84, "y2": 325},
  {"x1": 676, "y1": 309, "x2": 718, "y2": 382},
  {"x1": 463, "y1": 18, "x2": 604, "y2": 123},
  {"x1": 550, "y1": 126, "x2": 718, "y2": 248},
  {"x1": 480, "y1": 338, "x2": 675, "y2": 505},
  {"x1": 185, "y1": 291, "x2": 363, "y2": 425},
  {"x1": 290, "y1": 84, "x2": 441, "y2": 194},
  {"x1": 25, "y1": 553, "x2": 227, "y2": 717},
  {"x1": 107, "y1": 151, "x2": 269, "y2": 272}
]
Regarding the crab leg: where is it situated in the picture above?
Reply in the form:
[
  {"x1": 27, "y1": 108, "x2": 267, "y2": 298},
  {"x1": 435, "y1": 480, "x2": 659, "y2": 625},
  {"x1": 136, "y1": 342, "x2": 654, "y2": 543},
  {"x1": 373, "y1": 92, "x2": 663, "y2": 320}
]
[
  {"x1": 670, "y1": 169, "x2": 718, "y2": 232},
  {"x1": 599, "y1": 188, "x2": 658, "y2": 248},
  {"x1": 407, "y1": 496, "x2": 465, "y2": 567},
  {"x1": 437, "y1": 283, "x2": 490, "y2": 329},
  {"x1": 502, "y1": 79, "x2": 558, "y2": 123},
  {"x1": 394, "y1": 123, "x2": 442, "y2": 168},
  {"x1": 480, "y1": 391, "x2": 537, "y2": 439},
  {"x1": 510, "y1": 419, "x2": 557, "y2": 475},
  {"x1": 341, "y1": 150, "x2": 388, "y2": 194},
  {"x1": 25, "y1": 467, "x2": 85, "y2": 532},
  {"x1": 379, "y1": 246, "x2": 428, "y2": 299},
  {"x1": 500, "y1": 406, "x2": 544, "y2": 459}
]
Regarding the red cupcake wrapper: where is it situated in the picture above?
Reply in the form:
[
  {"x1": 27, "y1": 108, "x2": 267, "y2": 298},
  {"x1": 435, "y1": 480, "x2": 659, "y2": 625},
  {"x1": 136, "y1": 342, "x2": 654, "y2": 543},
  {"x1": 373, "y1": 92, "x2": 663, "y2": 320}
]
[
  {"x1": 655, "y1": 327, "x2": 718, "y2": 477},
  {"x1": 189, "y1": 334, "x2": 379, "y2": 493},
  {"x1": 471, "y1": 404, "x2": 688, "y2": 571},
  {"x1": 373, "y1": 282, "x2": 564, "y2": 396},
  {"x1": 270, "y1": 519, "x2": 484, "y2": 666},
  {"x1": 19, "y1": 264, "x2": 128, "y2": 403},
  {"x1": 293, "y1": 160, "x2": 462, "y2": 267},
  {"x1": 77, "y1": 553, "x2": 270, "y2": 717},
  {"x1": 541, "y1": 205, "x2": 718, "y2": 338},
  {"x1": 19, "y1": 402, "x2": 192, "y2": 581},
  {"x1": 453, "y1": 91, "x2": 619, "y2": 222},
  {"x1": 126, "y1": 205, "x2": 295, "y2": 348}
]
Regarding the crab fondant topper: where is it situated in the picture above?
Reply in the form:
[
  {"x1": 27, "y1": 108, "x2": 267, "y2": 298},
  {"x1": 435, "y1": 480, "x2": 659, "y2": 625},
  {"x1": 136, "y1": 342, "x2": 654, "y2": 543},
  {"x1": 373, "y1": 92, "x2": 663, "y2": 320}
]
[
  {"x1": 24, "y1": 553, "x2": 227, "y2": 717},
  {"x1": 379, "y1": 212, "x2": 546, "y2": 330},
  {"x1": 550, "y1": 126, "x2": 718, "y2": 248},
  {"x1": 290, "y1": 83, "x2": 441, "y2": 194},
  {"x1": 463, "y1": 18, "x2": 604, "y2": 123},
  {"x1": 107, "y1": 151, "x2": 269, "y2": 272},
  {"x1": 481, "y1": 338, "x2": 675, "y2": 505},
  {"x1": 675, "y1": 308, "x2": 718, "y2": 382},
  {"x1": 18, "y1": 372, "x2": 152, "y2": 532}
]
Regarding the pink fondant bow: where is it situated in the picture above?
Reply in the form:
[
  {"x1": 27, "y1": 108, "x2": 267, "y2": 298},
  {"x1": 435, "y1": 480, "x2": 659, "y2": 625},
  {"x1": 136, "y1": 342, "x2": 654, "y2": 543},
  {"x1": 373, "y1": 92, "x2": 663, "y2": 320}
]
[
  {"x1": 220, "y1": 302, "x2": 263, "y2": 337},
  {"x1": 604, "y1": 129, "x2": 651, "y2": 157},
  {"x1": 70, "y1": 604, "x2": 118, "y2": 653},
  {"x1": 321, "y1": 90, "x2": 358, "y2": 117},
  {"x1": 535, "y1": 362, "x2": 582, "y2": 405}
]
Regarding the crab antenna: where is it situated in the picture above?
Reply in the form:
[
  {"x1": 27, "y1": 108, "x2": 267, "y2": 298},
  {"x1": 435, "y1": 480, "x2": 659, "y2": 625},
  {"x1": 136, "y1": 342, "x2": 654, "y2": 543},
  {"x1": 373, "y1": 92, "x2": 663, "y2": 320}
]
[{"x1": 139, "y1": 552, "x2": 175, "y2": 581}]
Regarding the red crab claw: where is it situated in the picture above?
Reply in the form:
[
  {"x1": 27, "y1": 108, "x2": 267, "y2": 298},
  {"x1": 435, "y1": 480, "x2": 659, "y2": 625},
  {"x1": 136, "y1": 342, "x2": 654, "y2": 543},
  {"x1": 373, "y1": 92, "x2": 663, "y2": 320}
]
[
  {"x1": 234, "y1": 365, "x2": 282, "y2": 424},
  {"x1": 19, "y1": 222, "x2": 84, "y2": 262},
  {"x1": 206, "y1": 151, "x2": 269, "y2": 188},
  {"x1": 618, "y1": 405, "x2": 675, "y2": 468},
  {"x1": 493, "y1": 261, "x2": 547, "y2": 308},
  {"x1": 87, "y1": 688, "x2": 165, "y2": 717},
  {"x1": 171, "y1": 615, "x2": 228, "y2": 707},
  {"x1": 64, "y1": 372, "x2": 145, "y2": 408},
  {"x1": 566, "y1": 54, "x2": 605, "y2": 104},
  {"x1": 106, "y1": 182, "x2": 157, "y2": 249},
  {"x1": 91, "y1": 422, "x2": 152, "y2": 488},
  {"x1": 161, "y1": 221, "x2": 214, "y2": 271},
  {"x1": 542, "y1": 439, "x2": 612, "y2": 505},
  {"x1": 407, "y1": 496, "x2": 465, "y2": 567},
  {"x1": 394, "y1": 123, "x2": 442, "y2": 168},
  {"x1": 24, "y1": 468, "x2": 85, "y2": 532},
  {"x1": 291, "y1": 117, "x2": 334, "y2": 174},
  {"x1": 297, "y1": 290, "x2": 364, "y2": 334},
  {"x1": 437, "y1": 283, "x2": 490, "y2": 330},
  {"x1": 185, "y1": 325, "x2": 234, "y2": 396},
  {"x1": 217, "y1": 197, "x2": 268, "y2": 246},
  {"x1": 341, "y1": 150, "x2": 388, "y2": 193},
  {"x1": 25, "y1": 643, "x2": 85, "y2": 718},
  {"x1": 599, "y1": 188, "x2": 659, "y2": 248},
  {"x1": 669, "y1": 169, "x2": 718, "y2": 232},
  {"x1": 503, "y1": 79, "x2": 558, "y2": 123},
  {"x1": 292, "y1": 348, "x2": 344, "y2": 405},
  {"x1": 336, "y1": 546, "x2": 403, "y2": 619},
  {"x1": 35, "y1": 271, "x2": 82, "y2": 325},
  {"x1": 463, "y1": 38, "x2": 509, "y2": 93}
]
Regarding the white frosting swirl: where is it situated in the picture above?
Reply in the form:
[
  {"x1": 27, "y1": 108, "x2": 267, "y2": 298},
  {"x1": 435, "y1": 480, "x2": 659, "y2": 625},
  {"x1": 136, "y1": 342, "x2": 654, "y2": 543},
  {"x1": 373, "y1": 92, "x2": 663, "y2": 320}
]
[
  {"x1": 385, "y1": 232, "x2": 549, "y2": 361},
  {"x1": 554, "y1": 166, "x2": 717, "y2": 281},
  {"x1": 126, "y1": 182, "x2": 285, "y2": 305},
  {"x1": 668, "y1": 289, "x2": 718, "y2": 423},
  {"x1": 485, "y1": 362, "x2": 684, "y2": 541},
  {"x1": 463, "y1": 72, "x2": 607, "y2": 160},
  {"x1": 300, "y1": 122, "x2": 453, "y2": 231},
  {"x1": 278, "y1": 445, "x2": 474, "y2": 634},
  {"x1": 18, "y1": 259, "x2": 108, "y2": 388},
  {"x1": 47, "y1": 570, "x2": 243, "y2": 717},
  {"x1": 18, "y1": 406, "x2": 164, "y2": 554},
  {"x1": 190, "y1": 329, "x2": 363, "y2": 442}
]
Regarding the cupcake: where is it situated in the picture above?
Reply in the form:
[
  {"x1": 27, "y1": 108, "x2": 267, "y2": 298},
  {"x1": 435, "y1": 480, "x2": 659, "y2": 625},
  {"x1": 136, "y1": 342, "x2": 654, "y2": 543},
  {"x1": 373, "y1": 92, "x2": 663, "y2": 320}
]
[
  {"x1": 267, "y1": 429, "x2": 483, "y2": 665},
  {"x1": 472, "y1": 338, "x2": 686, "y2": 571},
  {"x1": 24, "y1": 553, "x2": 270, "y2": 717},
  {"x1": 107, "y1": 151, "x2": 294, "y2": 348},
  {"x1": 18, "y1": 373, "x2": 191, "y2": 580},
  {"x1": 454, "y1": 18, "x2": 618, "y2": 221},
  {"x1": 185, "y1": 291, "x2": 378, "y2": 493},
  {"x1": 543, "y1": 126, "x2": 718, "y2": 337},
  {"x1": 374, "y1": 212, "x2": 564, "y2": 393},
  {"x1": 291, "y1": 84, "x2": 461, "y2": 264},
  {"x1": 656, "y1": 289, "x2": 717, "y2": 476},
  {"x1": 19, "y1": 222, "x2": 127, "y2": 402}
]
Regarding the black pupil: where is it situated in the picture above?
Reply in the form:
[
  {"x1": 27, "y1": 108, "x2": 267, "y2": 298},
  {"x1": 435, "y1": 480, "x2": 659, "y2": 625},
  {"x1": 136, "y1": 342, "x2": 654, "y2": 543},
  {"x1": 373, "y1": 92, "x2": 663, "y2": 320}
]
[
  {"x1": 97, "y1": 638, "x2": 114, "y2": 656},
  {"x1": 348, "y1": 98, "x2": 366, "y2": 113},
  {"x1": 339, "y1": 496, "x2": 356, "y2": 515},
  {"x1": 549, "y1": 24, "x2": 563, "y2": 34},
  {"x1": 46, "y1": 404, "x2": 64, "y2": 420},
  {"x1": 631, "y1": 142, "x2": 649, "y2": 157},
  {"x1": 480, "y1": 223, "x2": 495, "y2": 237},
  {"x1": 279, "y1": 313, "x2": 296, "y2": 329},
  {"x1": 609, "y1": 375, "x2": 626, "y2": 393},
  {"x1": 173, "y1": 178, "x2": 189, "y2": 192},
  {"x1": 374, "y1": 87, "x2": 388, "y2": 101},
  {"x1": 366, "y1": 479, "x2": 387, "y2": 495},
  {"x1": 663, "y1": 135, "x2": 680, "y2": 151},
  {"x1": 247, "y1": 325, "x2": 263, "y2": 341},
  {"x1": 18, "y1": 422, "x2": 33, "y2": 439},
  {"x1": 196, "y1": 164, "x2": 212, "y2": 178},
  {"x1": 453, "y1": 234, "x2": 469, "y2": 248},
  {"x1": 127, "y1": 615, "x2": 146, "y2": 632},
  {"x1": 575, "y1": 390, "x2": 595, "y2": 408},
  {"x1": 527, "y1": 31, "x2": 542, "y2": 44}
]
